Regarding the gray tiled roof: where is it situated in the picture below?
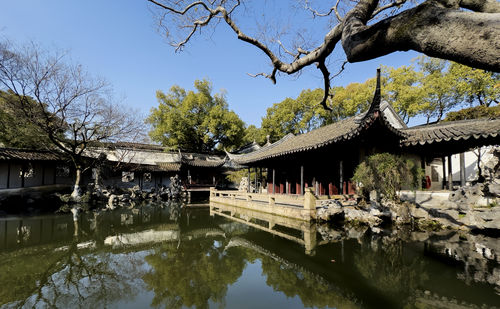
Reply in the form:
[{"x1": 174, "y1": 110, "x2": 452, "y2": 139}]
[
  {"x1": 229, "y1": 115, "x2": 500, "y2": 165},
  {"x1": 228, "y1": 71, "x2": 407, "y2": 165},
  {"x1": 228, "y1": 119, "x2": 361, "y2": 164},
  {"x1": 0, "y1": 148, "x2": 61, "y2": 161},
  {"x1": 401, "y1": 118, "x2": 500, "y2": 146},
  {"x1": 181, "y1": 153, "x2": 226, "y2": 168}
]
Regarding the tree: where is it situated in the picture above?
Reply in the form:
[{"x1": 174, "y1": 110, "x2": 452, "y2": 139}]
[
  {"x1": 147, "y1": 79, "x2": 246, "y2": 152},
  {"x1": 383, "y1": 65, "x2": 424, "y2": 123},
  {"x1": 416, "y1": 57, "x2": 467, "y2": 123},
  {"x1": 329, "y1": 79, "x2": 376, "y2": 121},
  {"x1": 385, "y1": 57, "x2": 499, "y2": 123},
  {"x1": 444, "y1": 105, "x2": 500, "y2": 121},
  {"x1": 243, "y1": 124, "x2": 266, "y2": 145},
  {"x1": 0, "y1": 90, "x2": 57, "y2": 149},
  {"x1": 261, "y1": 89, "x2": 328, "y2": 142},
  {"x1": 0, "y1": 40, "x2": 146, "y2": 197},
  {"x1": 448, "y1": 62, "x2": 500, "y2": 107},
  {"x1": 259, "y1": 57, "x2": 497, "y2": 138},
  {"x1": 147, "y1": 0, "x2": 500, "y2": 109},
  {"x1": 260, "y1": 79, "x2": 379, "y2": 141}
]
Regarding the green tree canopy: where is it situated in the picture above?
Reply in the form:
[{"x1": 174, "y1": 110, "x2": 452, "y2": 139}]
[
  {"x1": 261, "y1": 88, "x2": 334, "y2": 142},
  {"x1": 258, "y1": 58, "x2": 499, "y2": 143},
  {"x1": 444, "y1": 105, "x2": 500, "y2": 122},
  {"x1": 382, "y1": 65, "x2": 424, "y2": 123},
  {"x1": 0, "y1": 90, "x2": 56, "y2": 149},
  {"x1": 383, "y1": 57, "x2": 499, "y2": 123},
  {"x1": 329, "y1": 79, "x2": 376, "y2": 121},
  {"x1": 147, "y1": 79, "x2": 245, "y2": 152},
  {"x1": 260, "y1": 80, "x2": 377, "y2": 142},
  {"x1": 242, "y1": 124, "x2": 266, "y2": 145}
]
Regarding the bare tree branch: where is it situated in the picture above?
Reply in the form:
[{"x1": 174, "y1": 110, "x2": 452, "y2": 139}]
[
  {"x1": 148, "y1": 0, "x2": 500, "y2": 111},
  {"x1": 303, "y1": 0, "x2": 341, "y2": 21},
  {"x1": 317, "y1": 61, "x2": 333, "y2": 111},
  {"x1": 247, "y1": 67, "x2": 277, "y2": 84}
]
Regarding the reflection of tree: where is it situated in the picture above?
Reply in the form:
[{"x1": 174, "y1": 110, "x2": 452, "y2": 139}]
[
  {"x1": 260, "y1": 256, "x2": 360, "y2": 309},
  {"x1": 353, "y1": 238, "x2": 429, "y2": 299},
  {"x1": 143, "y1": 237, "x2": 247, "y2": 309},
  {"x1": 0, "y1": 240, "x2": 147, "y2": 308},
  {"x1": 0, "y1": 247, "x2": 67, "y2": 306}
]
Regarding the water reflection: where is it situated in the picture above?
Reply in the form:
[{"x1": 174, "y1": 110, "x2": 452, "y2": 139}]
[{"x1": 0, "y1": 202, "x2": 499, "y2": 308}]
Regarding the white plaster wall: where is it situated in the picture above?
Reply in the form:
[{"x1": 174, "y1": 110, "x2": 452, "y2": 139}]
[{"x1": 426, "y1": 146, "x2": 496, "y2": 190}]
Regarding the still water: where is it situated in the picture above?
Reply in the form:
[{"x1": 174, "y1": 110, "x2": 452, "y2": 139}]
[{"x1": 0, "y1": 202, "x2": 499, "y2": 309}]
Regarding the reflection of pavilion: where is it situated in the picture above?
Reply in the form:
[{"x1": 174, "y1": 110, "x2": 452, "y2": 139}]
[{"x1": 210, "y1": 202, "x2": 317, "y2": 255}]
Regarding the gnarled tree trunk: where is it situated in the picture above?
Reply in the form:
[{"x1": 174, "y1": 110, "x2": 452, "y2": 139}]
[{"x1": 71, "y1": 168, "x2": 82, "y2": 198}]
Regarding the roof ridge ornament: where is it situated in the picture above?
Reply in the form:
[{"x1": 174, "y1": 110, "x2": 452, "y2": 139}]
[{"x1": 355, "y1": 68, "x2": 381, "y2": 124}]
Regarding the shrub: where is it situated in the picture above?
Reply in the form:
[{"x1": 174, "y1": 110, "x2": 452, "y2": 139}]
[{"x1": 352, "y1": 153, "x2": 423, "y2": 201}]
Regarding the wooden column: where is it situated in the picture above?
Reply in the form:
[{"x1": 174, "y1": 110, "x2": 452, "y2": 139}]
[
  {"x1": 247, "y1": 167, "x2": 251, "y2": 193},
  {"x1": 21, "y1": 167, "x2": 25, "y2": 188},
  {"x1": 6, "y1": 162, "x2": 10, "y2": 189},
  {"x1": 254, "y1": 167, "x2": 258, "y2": 193},
  {"x1": 339, "y1": 161, "x2": 343, "y2": 194},
  {"x1": 460, "y1": 153, "x2": 466, "y2": 186},
  {"x1": 259, "y1": 167, "x2": 262, "y2": 192},
  {"x1": 285, "y1": 179, "x2": 289, "y2": 194},
  {"x1": 300, "y1": 165, "x2": 304, "y2": 195},
  {"x1": 41, "y1": 165, "x2": 45, "y2": 186},
  {"x1": 272, "y1": 168, "x2": 275, "y2": 194},
  {"x1": 420, "y1": 158, "x2": 425, "y2": 190},
  {"x1": 441, "y1": 157, "x2": 446, "y2": 190},
  {"x1": 447, "y1": 155, "x2": 453, "y2": 190}
]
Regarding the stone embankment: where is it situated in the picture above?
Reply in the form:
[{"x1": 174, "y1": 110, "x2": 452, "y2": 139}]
[
  {"x1": 317, "y1": 147, "x2": 500, "y2": 231},
  {"x1": 59, "y1": 174, "x2": 187, "y2": 211}
]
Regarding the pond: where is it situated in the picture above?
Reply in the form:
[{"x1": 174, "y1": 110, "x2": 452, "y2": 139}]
[{"x1": 0, "y1": 202, "x2": 499, "y2": 309}]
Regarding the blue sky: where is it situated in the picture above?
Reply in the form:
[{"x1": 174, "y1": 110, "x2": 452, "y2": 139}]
[{"x1": 0, "y1": 1, "x2": 420, "y2": 127}]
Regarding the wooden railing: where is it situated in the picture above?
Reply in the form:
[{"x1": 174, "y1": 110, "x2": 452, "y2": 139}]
[
  {"x1": 210, "y1": 189, "x2": 305, "y2": 208},
  {"x1": 209, "y1": 188, "x2": 318, "y2": 221}
]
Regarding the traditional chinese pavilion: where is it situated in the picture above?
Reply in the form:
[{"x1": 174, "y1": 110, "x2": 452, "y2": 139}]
[{"x1": 227, "y1": 70, "x2": 500, "y2": 196}]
